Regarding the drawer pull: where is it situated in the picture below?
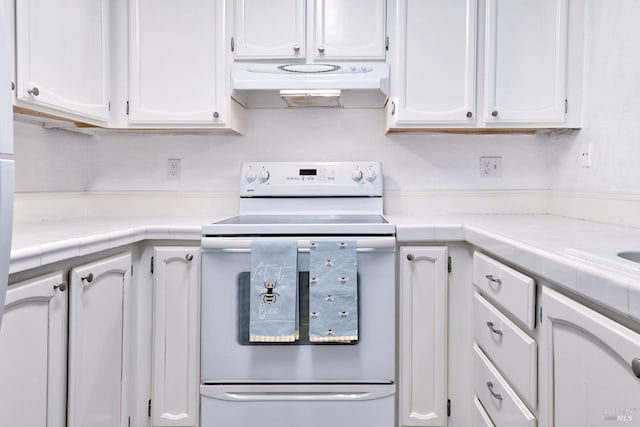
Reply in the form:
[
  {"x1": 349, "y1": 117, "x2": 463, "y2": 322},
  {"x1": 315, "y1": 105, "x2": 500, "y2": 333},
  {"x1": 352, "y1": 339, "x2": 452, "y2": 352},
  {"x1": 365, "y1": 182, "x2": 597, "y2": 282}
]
[
  {"x1": 486, "y1": 382, "x2": 503, "y2": 401},
  {"x1": 485, "y1": 274, "x2": 502, "y2": 285},
  {"x1": 486, "y1": 321, "x2": 503, "y2": 336},
  {"x1": 632, "y1": 358, "x2": 640, "y2": 378}
]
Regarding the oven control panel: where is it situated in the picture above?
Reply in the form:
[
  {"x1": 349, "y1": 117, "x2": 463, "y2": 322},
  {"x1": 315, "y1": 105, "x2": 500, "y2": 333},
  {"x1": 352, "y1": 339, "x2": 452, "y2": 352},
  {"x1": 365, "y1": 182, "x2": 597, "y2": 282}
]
[{"x1": 240, "y1": 161, "x2": 383, "y2": 197}]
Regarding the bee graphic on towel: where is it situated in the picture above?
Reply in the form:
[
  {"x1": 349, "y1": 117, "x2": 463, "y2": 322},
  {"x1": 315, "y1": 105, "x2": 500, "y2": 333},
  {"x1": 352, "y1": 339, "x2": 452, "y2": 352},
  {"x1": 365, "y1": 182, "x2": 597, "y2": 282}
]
[{"x1": 249, "y1": 240, "x2": 358, "y2": 344}]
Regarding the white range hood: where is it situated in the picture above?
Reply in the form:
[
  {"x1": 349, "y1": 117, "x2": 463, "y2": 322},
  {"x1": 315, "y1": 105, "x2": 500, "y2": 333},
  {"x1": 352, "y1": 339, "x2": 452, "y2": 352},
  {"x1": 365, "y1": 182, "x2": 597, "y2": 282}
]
[{"x1": 230, "y1": 62, "x2": 390, "y2": 108}]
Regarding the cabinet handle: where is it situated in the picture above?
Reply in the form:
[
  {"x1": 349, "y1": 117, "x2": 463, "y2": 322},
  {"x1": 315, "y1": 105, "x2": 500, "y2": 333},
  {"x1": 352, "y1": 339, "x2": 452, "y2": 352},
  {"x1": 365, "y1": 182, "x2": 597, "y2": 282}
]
[
  {"x1": 213, "y1": 111, "x2": 219, "y2": 119},
  {"x1": 11, "y1": 81, "x2": 15, "y2": 91},
  {"x1": 491, "y1": 110, "x2": 499, "y2": 117},
  {"x1": 632, "y1": 358, "x2": 640, "y2": 378},
  {"x1": 486, "y1": 382, "x2": 503, "y2": 401},
  {"x1": 391, "y1": 101, "x2": 396, "y2": 116},
  {"x1": 318, "y1": 46, "x2": 325, "y2": 54},
  {"x1": 485, "y1": 274, "x2": 502, "y2": 285},
  {"x1": 53, "y1": 283, "x2": 67, "y2": 292},
  {"x1": 293, "y1": 45, "x2": 301, "y2": 53},
  {"x1": 82, "y1": 273, "x2": 94, "y2": 283},
  {"x1": 466, "y1": 111, "x2": 473, "y2": 119},
  {"x1": 185, "y1": 253, "x2": 194, "y2": 262},
  {"x1": 486, "y1": 321, "x2": 503, "y2": 336},
  {"x1": 27, "y1": 86, "x2": 40, "y2": 96}
]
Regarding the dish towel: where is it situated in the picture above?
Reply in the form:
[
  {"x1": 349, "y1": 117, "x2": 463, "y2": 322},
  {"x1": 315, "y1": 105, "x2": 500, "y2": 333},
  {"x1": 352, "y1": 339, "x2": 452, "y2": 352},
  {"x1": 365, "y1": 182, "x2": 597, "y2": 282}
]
[
  {"x1": 308, "y1": 240, "x2": 358, "y2": 343},
  {"x1": 249, "y1": 240, "x2": 299, "y2": 342}
]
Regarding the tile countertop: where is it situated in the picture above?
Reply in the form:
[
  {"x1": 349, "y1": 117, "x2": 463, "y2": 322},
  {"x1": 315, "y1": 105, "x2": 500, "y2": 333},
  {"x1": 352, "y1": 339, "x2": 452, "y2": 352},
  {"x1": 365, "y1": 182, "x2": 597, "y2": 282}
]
[
  {"x1": 388, "y1": 213, "x2": 640, "y2": 323},
  {"x1": 9, "y1": 213, "x2": 640, "y2": 324}
]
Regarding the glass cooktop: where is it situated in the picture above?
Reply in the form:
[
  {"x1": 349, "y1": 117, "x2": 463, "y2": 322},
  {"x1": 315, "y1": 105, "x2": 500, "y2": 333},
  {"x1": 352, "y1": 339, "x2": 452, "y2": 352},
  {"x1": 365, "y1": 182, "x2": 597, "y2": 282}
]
[{"x1": 203, "y1": 215, "x2": 395, "y2": 236}]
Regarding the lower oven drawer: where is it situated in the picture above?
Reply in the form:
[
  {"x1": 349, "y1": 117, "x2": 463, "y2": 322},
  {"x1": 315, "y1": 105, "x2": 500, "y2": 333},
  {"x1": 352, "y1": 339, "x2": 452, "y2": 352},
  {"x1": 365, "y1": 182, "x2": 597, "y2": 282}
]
[{"x1": 200, "y1": 383, "x2": 395, "y2": 427}]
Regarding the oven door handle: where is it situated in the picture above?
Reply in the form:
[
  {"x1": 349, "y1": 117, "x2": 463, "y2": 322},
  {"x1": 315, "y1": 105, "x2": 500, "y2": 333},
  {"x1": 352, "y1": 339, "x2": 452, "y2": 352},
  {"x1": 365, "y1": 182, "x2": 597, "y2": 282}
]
[
  {"x1": 200, "y1": 384, "x2": 395, "y2": 402},
  {"x1": 201, "y1": 237, "x2": 396, "y2": 252}
]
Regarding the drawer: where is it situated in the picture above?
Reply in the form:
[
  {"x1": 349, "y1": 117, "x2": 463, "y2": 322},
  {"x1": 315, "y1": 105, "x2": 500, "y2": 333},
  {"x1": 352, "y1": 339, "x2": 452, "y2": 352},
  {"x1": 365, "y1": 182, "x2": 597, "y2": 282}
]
[
  {"x1": 473, "y1": 292, "x2": 537, "y2": 410},
  {"x1": 472, "y1": 396, "x2": 495, "y2": 427},
  {"x1": 473, "y1": 252, "x2": 536, "y2": 330},
  {"x1": 473, "y1": 344, "x2": 536, "y2": 427}
]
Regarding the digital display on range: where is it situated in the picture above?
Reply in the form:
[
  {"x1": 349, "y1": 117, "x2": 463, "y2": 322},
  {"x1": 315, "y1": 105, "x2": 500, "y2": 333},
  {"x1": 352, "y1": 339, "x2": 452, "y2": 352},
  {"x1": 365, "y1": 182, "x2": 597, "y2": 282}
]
[{"x1": 299, "y1": 169, "x2": 317, "y2": 176}]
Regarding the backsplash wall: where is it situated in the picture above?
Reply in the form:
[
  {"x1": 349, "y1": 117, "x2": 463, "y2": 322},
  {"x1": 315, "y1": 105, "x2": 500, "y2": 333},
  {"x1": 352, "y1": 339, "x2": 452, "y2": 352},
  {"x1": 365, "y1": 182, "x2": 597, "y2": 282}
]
[{"x1": 14, "y1": 111, "x2": 553, "y2": 194}]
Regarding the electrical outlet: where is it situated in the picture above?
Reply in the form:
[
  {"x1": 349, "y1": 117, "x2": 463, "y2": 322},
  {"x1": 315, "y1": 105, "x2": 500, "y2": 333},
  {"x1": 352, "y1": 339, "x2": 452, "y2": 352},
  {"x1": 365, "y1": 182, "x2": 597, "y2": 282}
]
[
  {"x1": 480, "y1": 156, "x2": 502, "y2": 177},
  {"x1": 580, "y1": 143, "x2": 592, "y2": 168},
  {"x1": 168, "y1": 158, "x2": 181, "y2": 180}
]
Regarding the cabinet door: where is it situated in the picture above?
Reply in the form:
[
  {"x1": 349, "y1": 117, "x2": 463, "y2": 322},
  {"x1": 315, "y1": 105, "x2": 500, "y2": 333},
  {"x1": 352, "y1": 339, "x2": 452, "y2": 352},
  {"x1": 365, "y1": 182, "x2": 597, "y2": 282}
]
[
  {"x1": 483, "y1": 0, "x2": 568, "y2": 124},
  {"x1": 152, "y1": 247, "x2": 200, "y2": 427},
  {"x1": 314, "y1": 0, "x2": 386, "y2": 59},
  {"x1": 390, "y1": 0, "x2": 477, "y2": 126},
  {"x1": 129, "y1": 0, "x2": 225, "y2": 126},
  {"x1": 539, "y1": 287, "x2": 640, "y2": 426},
  {"x1": 399, "y1": 246, "x2": 448, "y2": 427},
  {"x1": 234, "y1": 0, "x2": 305, "y2": 59},
  {"x1": 0, "y1": 273, "x2": 67, "y2": 427},
  {"x1": 15, "y1": 0, "x2": 109, "y2": 123},
  {"x1": 68, "y1": 253, "x2": 132, "y2": 427},
  {"x1": 2, "y1": 0, "x2": 15, "y2": 95}
]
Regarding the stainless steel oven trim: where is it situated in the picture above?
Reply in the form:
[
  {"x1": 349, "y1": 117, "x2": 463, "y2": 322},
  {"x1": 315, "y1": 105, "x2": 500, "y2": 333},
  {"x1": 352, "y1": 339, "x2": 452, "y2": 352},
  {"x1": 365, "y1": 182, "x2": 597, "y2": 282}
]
[{"x1": 200, "y1": 384, "x2": 396, "y2": 402}]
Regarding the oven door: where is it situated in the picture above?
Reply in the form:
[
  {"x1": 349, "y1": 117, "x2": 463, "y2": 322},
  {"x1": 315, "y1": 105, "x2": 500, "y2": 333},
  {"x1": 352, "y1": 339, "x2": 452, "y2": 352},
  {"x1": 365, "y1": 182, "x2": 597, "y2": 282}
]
[{"x1": 200, "y1": 236, "x2": 396, "y2": 384}]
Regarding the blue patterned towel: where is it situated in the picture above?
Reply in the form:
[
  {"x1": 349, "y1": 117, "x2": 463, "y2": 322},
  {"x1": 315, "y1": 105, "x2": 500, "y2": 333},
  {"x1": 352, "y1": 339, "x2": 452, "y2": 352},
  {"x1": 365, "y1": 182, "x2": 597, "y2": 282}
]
[
  {"x1": 249, "y1": 240, "x2": 298, "y2": 342},
  {"x1": 308, "y1": 240, "x2": 358, "y2": 343}
]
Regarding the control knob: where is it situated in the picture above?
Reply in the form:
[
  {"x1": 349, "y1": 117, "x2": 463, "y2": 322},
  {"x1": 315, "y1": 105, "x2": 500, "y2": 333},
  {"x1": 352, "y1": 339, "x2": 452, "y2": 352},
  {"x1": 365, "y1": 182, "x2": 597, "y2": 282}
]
[
  {"x1": 365, "y1": 166, "x2": 377, "y2": 182},
  {"x1": 352, "y1": 168, "x2": 363, "y2": 182},
  {"x1": 245, "y1": 169, "x2": 257, "y2": 183},
  {"x1": 259, "y1": 168, "x2": 270, "y2": 183}
]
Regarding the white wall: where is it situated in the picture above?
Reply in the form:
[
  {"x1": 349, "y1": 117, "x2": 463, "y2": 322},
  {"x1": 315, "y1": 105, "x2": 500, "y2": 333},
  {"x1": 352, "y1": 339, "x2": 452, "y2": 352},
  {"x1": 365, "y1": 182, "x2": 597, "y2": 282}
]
[
  {"x1": 14, "y1": 109, "x2": 553, "y2": 194},
  {"x1": 549, "y1": 0, "x2": 640, "y2": 194}
]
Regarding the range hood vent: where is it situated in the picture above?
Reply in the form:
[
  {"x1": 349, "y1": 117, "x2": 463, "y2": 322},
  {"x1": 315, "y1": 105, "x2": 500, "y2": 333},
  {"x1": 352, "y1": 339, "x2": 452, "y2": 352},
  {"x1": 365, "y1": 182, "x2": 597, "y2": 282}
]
[{"x1": 231, "y1": 62, "x2": 389, "y2": 108}]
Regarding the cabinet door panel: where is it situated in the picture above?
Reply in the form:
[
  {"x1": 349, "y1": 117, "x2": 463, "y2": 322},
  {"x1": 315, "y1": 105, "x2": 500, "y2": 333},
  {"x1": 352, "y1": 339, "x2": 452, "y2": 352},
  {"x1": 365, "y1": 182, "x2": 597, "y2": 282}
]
[
  {"x1": 314, "y1": 0, "x2": 386, "y2": 59},
  {"x1": 15, "y1": 0, "x2": 109, "y2": 122},
  {"x1": 540, "y1": 287, "x2": 640, "y2": 426},
  {"x1": 392, "y1": 0, "x2": 476, "y2": 125},
  {"x1": 129, "y1": 0, "x2": 224, "y2": 125},
  {"x1": 398, "y1": 246, "x2": 448, "y2": 427},
  {"x1": 68, "y1": 253, "x2": 131, "y2": 427},
  {"x1": 234, "y1": 0, "x2": 305, "y2": 58},
  {"x1": 152, "y1": 247, "x2": 200, "y2": 427},
  {"x1": 0, "y1": 273, "x2": 67, "y2": 427},
  {"x1": 483, "y1": 0, "x2": 568, "y2": 123}
]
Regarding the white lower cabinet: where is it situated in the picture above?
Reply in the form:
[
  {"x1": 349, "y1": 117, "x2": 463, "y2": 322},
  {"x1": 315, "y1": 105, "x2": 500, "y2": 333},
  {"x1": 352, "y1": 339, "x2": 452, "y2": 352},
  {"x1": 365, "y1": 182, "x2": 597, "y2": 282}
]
[
  {"x1": 151, "y1": 247, "x2": 201, "y2": 427},
  {"x1": 0, "y1": 272, "x2": 68, "y2": 427},
  {"x1": 398, "y1": 246, "x2": 448, "y2": 427},
  {"x1": 67, "y1": 252, "x2": 132, "y2": 427},
  {"x1": 539, "y1": 286, "x2": 640, "y2": 427}
]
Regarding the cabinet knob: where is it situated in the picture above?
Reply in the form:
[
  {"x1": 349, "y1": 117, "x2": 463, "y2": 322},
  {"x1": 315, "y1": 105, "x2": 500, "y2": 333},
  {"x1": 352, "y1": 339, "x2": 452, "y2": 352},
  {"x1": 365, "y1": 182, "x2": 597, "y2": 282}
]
[
  {"x1": 406, "y1": 254, "x2": 415, "y2": 261},
  {"x1": 486, "y1": 382, "x2": 503, "y2": 401},
  {"x1": 491, "y1": 110, "x2": 499, "y2": 117},
  {"x1": 213, "y1": 111, "x2": 219, "y2": 119},
  {"x1": 293, "y1": 45, "x2": 301, "y2": 53},
  {"x1": 53, "y1": 283, "x2": 67, "y2": 292},
  {"x1": 82, "y1": 273, "x2": 94, "y2": 283},
  {"x1": 632, "y1": 358, "x2": 640, "y2": 378},
  {"x1": 317, "y1": 46, "x2": 325, "y2": 54},
  {"x1": 466, "y1": 111, "x2": 473, "y2": 119},
  {"x1": 27, "y1": 86, "x2": 40, "y2": 96},
  {"x1": 185, "y1": 253, "x2": 194, "y2": 262}
]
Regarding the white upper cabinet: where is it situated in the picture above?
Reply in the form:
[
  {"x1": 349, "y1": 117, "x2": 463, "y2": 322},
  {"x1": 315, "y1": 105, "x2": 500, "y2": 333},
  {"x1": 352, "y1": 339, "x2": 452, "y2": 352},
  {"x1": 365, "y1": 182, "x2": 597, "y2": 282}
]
[
  {"x1": 388, "y1": 0, "x2": 580, "y2": 130},
  {"x1": 313, "y1": 0, "x2": 386, "y2": 60},
  {"x1": 233, "y1": 0, "x2": 386, "y2": 61},
  {"x1": 234, "y1": 0, "x2": 306, "y2": 59},
  {"x1": 15, "y1": 0, "x2": 109, "y2": 124},
  {"x1": 129, "y1": 0, "x2": 227, "y2": 127},
  {"x1": 390, "y1": 0, "x2": 477, "y2": 126},
  {"x1": 483, "y1": 0, "x2": 568, "y2": 125}
]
